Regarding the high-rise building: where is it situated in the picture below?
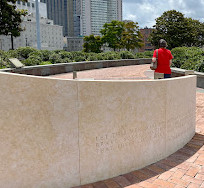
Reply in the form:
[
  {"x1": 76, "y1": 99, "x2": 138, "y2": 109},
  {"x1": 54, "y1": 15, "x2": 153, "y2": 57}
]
[
  {"x1": 41, "y1": 0, "x2": 122, "y2": 37},
  {"x1": 73, "y1": 0, "x2": 81, "y2": 37},
  {"x1": 107, "y1": 0, "x2": 122, "y2": 23},
  {"x1": 40, "y1": 0, "x2": 74, "y2": 37},
  {"x1": 81, "y1": 0, "x2": 122, "y2": 36}
]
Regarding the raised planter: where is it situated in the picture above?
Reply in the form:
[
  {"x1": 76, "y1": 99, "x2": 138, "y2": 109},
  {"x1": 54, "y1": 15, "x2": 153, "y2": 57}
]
[
  {"x1": 1, "y1": 58, "x2": 151, "y2": 76},
  {"x1": 1, "y1": 58, "x2": 204, "y2": 88}
]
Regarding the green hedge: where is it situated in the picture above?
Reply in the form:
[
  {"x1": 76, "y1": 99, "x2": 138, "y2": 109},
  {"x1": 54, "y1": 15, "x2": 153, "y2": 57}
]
[
  {"x1": 1, "y1": 46, "x2": 204, "y2": 73},
  {"x1": 171, "y1": 47, "x2": 204, "y2": 72}
]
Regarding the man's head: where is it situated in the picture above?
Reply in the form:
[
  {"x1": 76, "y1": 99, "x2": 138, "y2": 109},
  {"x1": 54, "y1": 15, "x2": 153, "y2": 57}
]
[{"x1": 159, "y1": 39, "x2": 167, "y2": 48}]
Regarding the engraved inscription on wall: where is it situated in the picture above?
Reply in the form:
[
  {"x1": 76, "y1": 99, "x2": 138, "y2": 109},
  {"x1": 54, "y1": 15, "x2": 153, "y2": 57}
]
[
  {"x1": 94, "y1": 110, "x2": 195, "y2": 154},
  {"x1": 166, "y1": 110, "x2": 195, "y2": 142},
  {"x1": 95, "y1": 122, "x2": 164, "y2": 154}
]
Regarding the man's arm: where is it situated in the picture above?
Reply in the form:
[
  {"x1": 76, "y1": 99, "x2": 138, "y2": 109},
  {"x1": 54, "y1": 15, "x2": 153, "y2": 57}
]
[
  {"x1": 169, "y1": 59, "x2": 172, "y2": 66},
  {"x1": 152, "y1": 57, "x2": 156, "y2": 63}
]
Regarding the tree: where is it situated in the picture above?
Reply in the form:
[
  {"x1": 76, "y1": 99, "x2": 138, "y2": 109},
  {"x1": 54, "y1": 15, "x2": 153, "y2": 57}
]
[
  {"x1": 121, "y1": 21, "x2": 143, "y2": 51},
  {"x1": 0, "y1": 0, "x2": 28, "y2": 50},
  {"x1": 149, "y1": 10, "x2": 204, "y2": 49},
  {"x1": 100, "y1": 20, "x2": 125, "y2": 51},
  {"x1": 83, "y1": 35, "x2": 103, "y2": 53},
  {"x1": 184, "y1": 18, "x2": 204, "y2": 47}
]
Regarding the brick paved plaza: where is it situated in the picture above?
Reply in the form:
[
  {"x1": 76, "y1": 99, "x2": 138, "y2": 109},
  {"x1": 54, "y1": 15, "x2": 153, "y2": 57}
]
[{"x1": 52, "y1": 65, "x2": 204, "y2": 188}]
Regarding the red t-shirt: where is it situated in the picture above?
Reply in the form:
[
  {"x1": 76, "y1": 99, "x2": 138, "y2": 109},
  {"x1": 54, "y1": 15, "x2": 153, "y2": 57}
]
[{"x1": 153, "y1": 48, "x2": 173, "y2": 74}]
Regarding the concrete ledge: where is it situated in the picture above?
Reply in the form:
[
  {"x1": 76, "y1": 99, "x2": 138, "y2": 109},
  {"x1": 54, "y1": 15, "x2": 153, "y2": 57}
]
[
  {"x1": 195, "y1": 71, "x2": 204, "y2": 88},
  {"x1": 171, "y1": 67, "x2": 194, "y2": 76},
  {"x1": 171, "y1": 67, "x2": 204, "y2": 88},
  {"x1": 1, "y1": 58, "x2": 151, "y2": 76},
  {"x1": 0, "y1": 71, "x2": 196, "y2": 187}
]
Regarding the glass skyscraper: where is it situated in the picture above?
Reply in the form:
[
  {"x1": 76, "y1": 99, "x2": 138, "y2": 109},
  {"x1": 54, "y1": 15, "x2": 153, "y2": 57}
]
[
  {"x1": 40, "y1": 0, "x2": 74, "y2": 36},
  {"x1": 73, "y1": 0, "x2": 81, "y2": 36},
  {"x1": 40, "y1": 0, "x2": 122, "y2": 37},
  {"x1": 81, "y1": 0, "x2": 122, "y2": 36}
]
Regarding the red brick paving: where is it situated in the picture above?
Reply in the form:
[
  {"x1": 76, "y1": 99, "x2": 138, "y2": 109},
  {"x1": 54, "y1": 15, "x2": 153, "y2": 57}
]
[
  {"x1": 52, "y1": 65, "x2": 204, "y2": 188},
  {"x1": 50, "y1": 65, "x2": 150, "y2": 80}
]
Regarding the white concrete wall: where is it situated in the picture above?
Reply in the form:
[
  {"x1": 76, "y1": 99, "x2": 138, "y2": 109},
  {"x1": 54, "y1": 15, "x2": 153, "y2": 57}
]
[
  {"x1": 0, "y1": 72, "x2": 196, "y2": 187},
  {"x1": 16, "y1": 0, "x2": 47, "y2": 18},
  {"x1": 0, "y1": 19, "x2": 63, "y2": 51}
]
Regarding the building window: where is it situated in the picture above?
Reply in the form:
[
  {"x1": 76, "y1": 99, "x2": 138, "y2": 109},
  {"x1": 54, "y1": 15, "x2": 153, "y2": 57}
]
[
  {"x1": 22, "y1": 2, "x2": 25, "y2": 5},
  {"x1": 32, "y1": 3, "x2": 34, "y2": 8},
  {"x1": 27, "y1": 2, "x2": 30, "y2": 6},
  {"x1": 17, "y1": 0, "x2": 21, "y2": 4}
]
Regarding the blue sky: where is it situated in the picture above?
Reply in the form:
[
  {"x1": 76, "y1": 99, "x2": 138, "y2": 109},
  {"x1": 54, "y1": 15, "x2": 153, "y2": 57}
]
[{"x1": 123, "y1": 0, "x2": 204, "y2": 28}]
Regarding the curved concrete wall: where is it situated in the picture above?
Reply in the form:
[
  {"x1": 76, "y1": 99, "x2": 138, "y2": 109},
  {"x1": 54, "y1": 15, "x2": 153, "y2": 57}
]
[
  {"x1": 0, "y1": 72, "x2": 196, "y2": 188},
  {"x1": 2, "y1": 59, "x2": 151, "y2": 76}
]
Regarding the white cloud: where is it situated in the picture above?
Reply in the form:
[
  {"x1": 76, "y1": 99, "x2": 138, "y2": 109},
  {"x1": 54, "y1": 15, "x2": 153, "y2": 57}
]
[
  {"x1": 123, "y1": 0, "x2": 204, "y2": 28},
  {"x1": 125, "y1": 14, "x2": 137, "y2": 20}
]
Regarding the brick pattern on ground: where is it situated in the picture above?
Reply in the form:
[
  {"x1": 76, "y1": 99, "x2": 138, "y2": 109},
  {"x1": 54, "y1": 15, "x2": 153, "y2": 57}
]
[{"x1": 59, "y1": 65, "x2": 204, "y2": 188}]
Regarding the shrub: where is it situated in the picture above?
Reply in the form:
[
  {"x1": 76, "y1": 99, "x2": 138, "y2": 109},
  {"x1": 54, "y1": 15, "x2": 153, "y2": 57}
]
[
  {"x1": 16, "y1": 47, "x2": 38, "y2": 59},
  {"x1": 71, "y1": 51, "x2": 86, "y2": 58},
  {"x1": 102, "y1": 52, "x2": 120, "y2": 60},
  {"x1": 171, "y1": 47, "x2": 188, "y2": 68},
  {"x1": 171, "y1": 47, "x2": 204, "y2": 68},
  {"x1": 95, "y1": 53, "x2": 107, "y2": 60},
  {"x1": 135, "y1": 52, "x2": 146, "y2": 58},
  {"x1": 196, "y1": 62, "x2": 204, "y2": 72},
  {"x1": 29, "y1": 51, "x2": 43, "y2": 59},
  {"x1": 2, "y1": 46, "x2": 203, "y2": 73},
  {"x1": 41, "y1": 50, "x2": 53, "y2": 61},
  {"x1": 119, "y1": 51, "x2": 135, "y2": 59},
  {"x1": 23, "y1": 55, "x2": 42, "y2": 66},
  {"x1": 49, "y1": 53, "x2": 63, "y2": 64},
  {"x1": 143, "y1": 50, "x2": 153, "y2": 58},
  {"x1": 74, "y1": 55, "x2": 86, "y2": 62},
  {"x1": 0, "y1": 50, "x2": 10, "y2": 68},
  {"x1": 0, "y1": 50, "x2": 14, "y2": 68},
  {"x1": 53, "y1": 50, "x2": 64, "y2": 54},
  {"x1": 39, "y1": 61, "x2": 52, "y2": 65},
  {"x1": 6, "y1": 50, "x2": 20, "y2": 59},
  {"x1": 0, "y1": 50, "x2": 8, "y2": 60},
  {"x1": 195, "y1": 57, "x2": 204, "y2": 72},
  {"x1": 60, "y1": 58, "x2": 72, "y2": 63},
  {"x1": 84, "y1": 52, "x2": 95, "y2": 60},
  {"x1": 180, "y1": 59, "x2": 197, "y2": 70},
  {"x1": 96, "y1": 54, "x2": 105, "y2": 60},
  {"x1": 86, "y1": 55, "x2": 98, "y2": 61},
  {"x1": 59, "y1": 51, "x2": 73, "y2": 59}
]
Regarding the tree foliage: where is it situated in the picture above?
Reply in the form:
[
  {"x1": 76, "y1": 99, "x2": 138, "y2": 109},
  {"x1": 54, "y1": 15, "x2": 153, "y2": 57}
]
[
  {"x1": 99, "y1": 20, "x2": 143, "y2": 51},
  {"x1": 83, "y1": 35, "x2": 103, "y2": 53},
  {"x1": 100, "y1": 20, "x2": 125, "y2": 51},
  {"x1": 121, "y1": 21, "x2": 143, "y2": 51},
  {"x1": 184, "y1": 18, "x2": 204, "y2": 47},
  {"x1": 150, "y1": 10, "x2": 204, "y2": 49},
  {"x1": 0, "y1": 0, "x2": 28, "y2": 49},
  {"x1": 82, "y1": 20, "x2": 143, "y2": 52}
]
